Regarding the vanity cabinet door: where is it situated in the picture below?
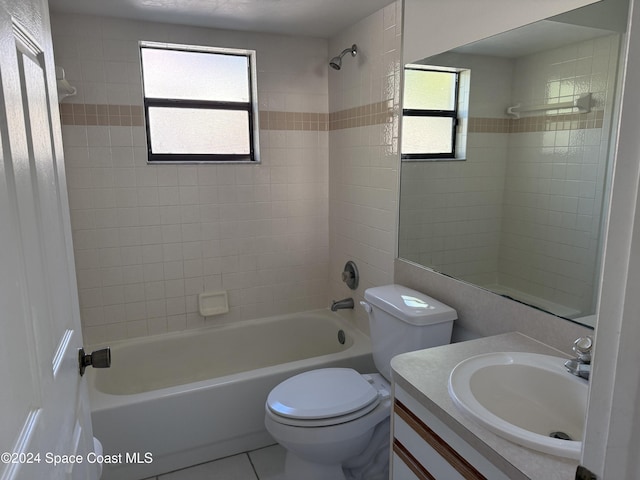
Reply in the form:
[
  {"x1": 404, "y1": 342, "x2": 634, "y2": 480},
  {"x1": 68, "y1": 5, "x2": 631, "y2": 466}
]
[
  {"x1": 392, "y1": 450, "x2": 427, "y2": 480},
  {"x1": 392, "y1": 386, "x2": 511, "y2": 480}
]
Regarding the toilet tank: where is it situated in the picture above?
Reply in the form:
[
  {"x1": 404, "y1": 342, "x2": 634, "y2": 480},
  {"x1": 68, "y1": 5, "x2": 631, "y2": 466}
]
[{"x1": 363, "y1": 285, "x2": 457, "y2": 381}]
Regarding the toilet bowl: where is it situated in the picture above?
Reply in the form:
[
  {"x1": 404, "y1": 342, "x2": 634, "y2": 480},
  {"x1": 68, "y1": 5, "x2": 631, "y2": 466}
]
[
  {"x1": 265, "y1": 369, "x2": 391, "y2": 480},
  {"x1": 264, "y1": 284, "x2": 457, "y2": 480}
]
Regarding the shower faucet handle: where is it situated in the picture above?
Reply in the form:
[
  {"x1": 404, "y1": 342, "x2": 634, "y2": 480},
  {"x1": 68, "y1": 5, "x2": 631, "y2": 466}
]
[
  {"x1": 78, "y1": 347, "x2": 111, "y2": 376},
  {"x1": 341, "y1": 270, "x2": 353, "y2": 282},
  {"x1": 341, "y1": 261, "x2": 359, "y2": 290}
]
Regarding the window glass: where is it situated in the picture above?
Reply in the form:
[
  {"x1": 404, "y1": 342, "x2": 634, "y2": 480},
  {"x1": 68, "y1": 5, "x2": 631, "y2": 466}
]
[
  {"x1": 140, "y1": 42, "x2": 259, "y2": 163},
  {"x1": 402, "y1": 117, "x2": 455, "y2": 155},
  {"x1": 404, "y1": 70, "x2": 456, "y2": 111},
  {"x1": 141, "y1": 48, "x2": 249, "y2": 102},
  {"x1": 148, "y1": 107, "x2": 250, "y2": 155},
  {"x1": 401, "y1": 66, "x2": 464, "y2": 160}
]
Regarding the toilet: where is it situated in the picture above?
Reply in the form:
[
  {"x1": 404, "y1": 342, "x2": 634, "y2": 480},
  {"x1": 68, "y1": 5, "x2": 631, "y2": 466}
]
[{"x1": 264, "y1": 284, "x2": 457, "y2": 480}]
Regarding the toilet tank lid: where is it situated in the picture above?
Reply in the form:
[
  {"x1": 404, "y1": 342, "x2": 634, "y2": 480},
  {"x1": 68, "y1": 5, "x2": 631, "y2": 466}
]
[{"x1": 364, "y1": 285, "x2": 457, "y2": 325}]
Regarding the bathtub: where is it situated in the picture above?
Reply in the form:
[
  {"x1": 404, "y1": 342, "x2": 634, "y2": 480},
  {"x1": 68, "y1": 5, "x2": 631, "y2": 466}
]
[{"x1": 86, "y1": 310, "x2": 375, "y2": 480}]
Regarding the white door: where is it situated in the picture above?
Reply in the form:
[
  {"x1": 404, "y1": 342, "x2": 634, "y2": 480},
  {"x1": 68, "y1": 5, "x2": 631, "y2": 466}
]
[{"x1": 0, "y1": 0, "x2": 96, "y2": 479}]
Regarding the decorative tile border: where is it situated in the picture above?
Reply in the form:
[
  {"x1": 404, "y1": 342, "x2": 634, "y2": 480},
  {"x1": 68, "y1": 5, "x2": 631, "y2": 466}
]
[
  {"x1": 467, "y1": 117, "x2": 511, "y2": 134},
  {"x1": 469, "y1": 110, "x2": 604, "y2": 134},
  {"x1": 58, "y1": 101, "x2": 395, "y2": 131},
  {"x1": 259, "y1": 111, "x2": 329, "y2": 131},
  {"x1": 328, "y1": 101, "x2": 395, "y2": 130},
  {"x1": 59, "y1": 103, "x2": 144, "y2": 126},
  {"x1": 59, "y1": 101, "x2": 604, "y2": 134},
  {"x1": 259, "y1": 102, "x2": 396, "y2": 131}
]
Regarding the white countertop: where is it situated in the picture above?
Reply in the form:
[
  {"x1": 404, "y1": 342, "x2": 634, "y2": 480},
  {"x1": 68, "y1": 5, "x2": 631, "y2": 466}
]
[{"x1": 390, "y1": 332, "x2": 580, "y2": 480}]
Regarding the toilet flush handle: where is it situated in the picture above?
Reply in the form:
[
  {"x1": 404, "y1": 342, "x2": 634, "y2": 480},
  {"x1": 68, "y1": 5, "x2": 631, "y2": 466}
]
[{"x1": 360, "y1": 301, "x2": 372, "y2": 313}]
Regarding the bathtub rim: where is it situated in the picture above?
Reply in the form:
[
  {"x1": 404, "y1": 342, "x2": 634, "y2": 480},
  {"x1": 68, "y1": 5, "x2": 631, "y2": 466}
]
[{"x1": 85, "y1": 309, "x2": 372, "y2": 411}]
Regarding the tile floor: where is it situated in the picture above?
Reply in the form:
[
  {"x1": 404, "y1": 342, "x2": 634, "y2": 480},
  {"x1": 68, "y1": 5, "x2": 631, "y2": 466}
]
[{"x1": 141, "y1": 444, "x2": 286, "y2": 480}]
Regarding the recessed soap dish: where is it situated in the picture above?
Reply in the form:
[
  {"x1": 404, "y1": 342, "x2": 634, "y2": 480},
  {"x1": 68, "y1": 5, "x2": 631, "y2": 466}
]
[{"x1": 198, "y1": 291, "x2": 229, "y2": 317}]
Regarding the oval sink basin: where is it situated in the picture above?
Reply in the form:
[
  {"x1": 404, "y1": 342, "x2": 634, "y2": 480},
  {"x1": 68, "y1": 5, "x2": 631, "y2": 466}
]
[{"x1": 448, "y1": 352, "x2": 588, "y2": 459}]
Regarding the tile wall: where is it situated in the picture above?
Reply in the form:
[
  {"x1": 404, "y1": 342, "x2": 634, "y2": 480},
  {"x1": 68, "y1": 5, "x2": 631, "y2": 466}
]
[
  {"x1": 501, "y1": 34, "x2": 620, "y2": 315},
  {"x1": 399, "y1": 55, "x2": 513, "y2": 286},
  {"x1": 394, "y1": 258, "x2": 591, "y2": 353},
  {"x1": 327, "y1": 1, "x2": 402, "y2": 333},
  {"x1": 51, "y1": 13, "x2": 331, "y2": 344}
]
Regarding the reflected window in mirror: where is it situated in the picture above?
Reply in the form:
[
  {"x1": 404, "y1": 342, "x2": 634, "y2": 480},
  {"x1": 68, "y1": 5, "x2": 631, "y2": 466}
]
[{"x1": 401, "y1": 65, "x2": 470, "y2": 161}]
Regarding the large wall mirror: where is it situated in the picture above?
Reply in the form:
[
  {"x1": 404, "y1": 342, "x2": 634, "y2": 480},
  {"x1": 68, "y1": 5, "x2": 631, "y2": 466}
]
[{"x1": 398, "y1": 0, "x2": 629, "y2": 328}]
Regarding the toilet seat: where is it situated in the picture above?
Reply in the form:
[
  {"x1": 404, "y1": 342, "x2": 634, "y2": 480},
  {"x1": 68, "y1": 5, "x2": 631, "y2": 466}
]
[{"x1": 267, "y1": 368, "x2": 382, "y2": 427}]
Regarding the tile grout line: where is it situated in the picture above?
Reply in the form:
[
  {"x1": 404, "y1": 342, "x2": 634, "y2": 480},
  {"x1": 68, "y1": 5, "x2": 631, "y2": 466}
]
[{"x1": 246, "y1": 451, "x2": 261, "y2": 480}]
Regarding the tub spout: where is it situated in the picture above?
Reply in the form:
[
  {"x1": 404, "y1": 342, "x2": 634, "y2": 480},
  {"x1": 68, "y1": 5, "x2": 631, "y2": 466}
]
[{"x1": 331, "y1": 298, "x2": 354, "y2": 312}]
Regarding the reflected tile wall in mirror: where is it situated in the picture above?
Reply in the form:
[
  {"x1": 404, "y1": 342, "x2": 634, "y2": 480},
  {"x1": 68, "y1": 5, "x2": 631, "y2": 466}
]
[{"x1": 398, "y1": 16, "x2": 623, "y2": 326}]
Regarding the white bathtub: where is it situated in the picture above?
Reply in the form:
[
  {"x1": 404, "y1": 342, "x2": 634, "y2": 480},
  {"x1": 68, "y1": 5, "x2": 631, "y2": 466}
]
[{"x1": 87, "y1": 310, "x2": 375, "y2": 480}]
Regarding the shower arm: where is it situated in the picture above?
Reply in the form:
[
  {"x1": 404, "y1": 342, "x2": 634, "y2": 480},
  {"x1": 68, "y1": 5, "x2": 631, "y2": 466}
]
[{"x1": 338, "y1": 45, "x2": 357, "y2": 59}]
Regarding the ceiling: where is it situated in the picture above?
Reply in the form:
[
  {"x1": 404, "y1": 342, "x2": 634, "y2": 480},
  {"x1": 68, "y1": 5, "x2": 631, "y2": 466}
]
[
  {"x1": 47, "y1": 0, "x2": 395, "y2": 38},
  {"x1": 452, "y1": 20, "x2": 615, "y2": 58}
]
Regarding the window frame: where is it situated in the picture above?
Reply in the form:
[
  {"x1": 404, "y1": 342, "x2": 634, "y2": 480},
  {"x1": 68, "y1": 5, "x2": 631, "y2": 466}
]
[
  {"x1": 401, "y1": 66, "x2": 460, "y2": 161},
  {"x1": 139, "y1": 41, "x2": 260, "y2": 164}
]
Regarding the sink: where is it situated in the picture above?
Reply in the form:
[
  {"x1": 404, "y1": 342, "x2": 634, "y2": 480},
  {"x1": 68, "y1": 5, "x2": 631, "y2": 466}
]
[{"x1": 448, "y1": 352, "x2": 588, "y2": 459}]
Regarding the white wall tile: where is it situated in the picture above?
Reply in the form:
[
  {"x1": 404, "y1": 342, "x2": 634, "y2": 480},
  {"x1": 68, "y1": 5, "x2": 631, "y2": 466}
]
[
  {"x1": 499, "y1": 35, "x2": 619, "y2": 315},
  {"x1": 327, "y1": 2, "x2": 401, "y2": 333},
  {"x1": 54, "y1": 10, "x2": 359, "y2": 343}
]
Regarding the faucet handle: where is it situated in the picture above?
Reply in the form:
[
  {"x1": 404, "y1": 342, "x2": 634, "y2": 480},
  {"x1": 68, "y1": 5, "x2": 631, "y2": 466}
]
[
  {"x1": 341, "y1": 270, "x2": 353, "y2": 283},
  {"x1": 341, "y1": 261, "x2": 359, "y2": 290},
  {"x1": 572, "y1": 335, "x2": 593, "y2": 363}
]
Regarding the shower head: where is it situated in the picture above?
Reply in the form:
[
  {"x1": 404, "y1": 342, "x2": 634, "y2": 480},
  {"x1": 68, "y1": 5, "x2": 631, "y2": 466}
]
[{"x1": 329, "y1": 44, "x2": 357, "y2": 70}]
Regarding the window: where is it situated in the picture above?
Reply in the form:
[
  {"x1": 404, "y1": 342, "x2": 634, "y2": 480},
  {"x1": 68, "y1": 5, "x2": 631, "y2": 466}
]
[
  {"x1": 140, "y1": 42, "x2": 260, "y2": 163},
  {"x1": 401, "y1": 65, "x2": 467, "y2": 160}
]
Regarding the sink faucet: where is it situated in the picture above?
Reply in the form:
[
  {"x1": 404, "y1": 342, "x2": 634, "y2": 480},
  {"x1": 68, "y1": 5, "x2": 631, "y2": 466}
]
[
  {"x1": 330, "y1": 298, "x2": 354, "y2": 312},
  {"x1": 564, "y1": 336, "x2": 593, "y2": 380}
]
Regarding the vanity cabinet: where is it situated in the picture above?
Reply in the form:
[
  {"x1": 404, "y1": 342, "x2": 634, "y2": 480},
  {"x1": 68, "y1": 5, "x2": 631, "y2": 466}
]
[{"x1": 391, "y1": 385, "x2": 511, "y2": 480}]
